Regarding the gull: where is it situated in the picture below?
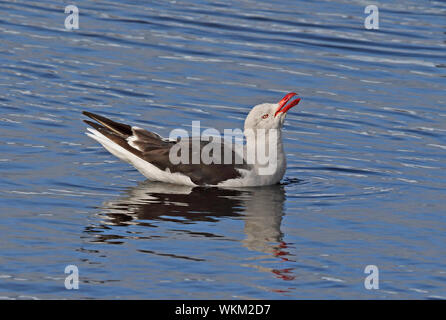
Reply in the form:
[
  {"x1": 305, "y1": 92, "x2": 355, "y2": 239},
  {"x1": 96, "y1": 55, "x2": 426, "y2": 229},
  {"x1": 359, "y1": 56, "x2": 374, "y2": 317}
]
[{"x1": 83, "y1": 92, "x2": 301, "y2": 187}]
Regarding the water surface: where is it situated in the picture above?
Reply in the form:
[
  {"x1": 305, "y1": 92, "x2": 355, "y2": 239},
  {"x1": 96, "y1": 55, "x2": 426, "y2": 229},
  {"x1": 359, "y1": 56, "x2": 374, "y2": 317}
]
[{"x1": 0, "y1": 0, "x2": 445, "y2": 299}]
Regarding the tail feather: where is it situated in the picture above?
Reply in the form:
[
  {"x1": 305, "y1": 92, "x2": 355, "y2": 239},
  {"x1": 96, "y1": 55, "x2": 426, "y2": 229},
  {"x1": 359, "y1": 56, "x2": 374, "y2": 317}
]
[
  {"x1": 83, "y1": 119, "x2": 106, "y2": 132},
  {"x1": 82, "y1": 111, "x2": 132, "y2": 137},
  {"x1": 83, "y1": 112, "x2": 143, "y2": 159}
]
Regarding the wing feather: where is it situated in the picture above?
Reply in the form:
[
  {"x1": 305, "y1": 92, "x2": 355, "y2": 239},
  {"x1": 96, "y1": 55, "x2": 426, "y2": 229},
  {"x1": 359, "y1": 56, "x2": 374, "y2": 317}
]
[{"x1": 83, "y1": 111, "x2": 249, "y2": 185}]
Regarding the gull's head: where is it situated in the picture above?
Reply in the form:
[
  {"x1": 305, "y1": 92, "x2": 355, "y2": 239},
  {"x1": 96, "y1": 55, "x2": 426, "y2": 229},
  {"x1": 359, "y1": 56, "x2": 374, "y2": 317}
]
[{"x1": 244, "y1": 92, "x2": 301, "y2": 131}]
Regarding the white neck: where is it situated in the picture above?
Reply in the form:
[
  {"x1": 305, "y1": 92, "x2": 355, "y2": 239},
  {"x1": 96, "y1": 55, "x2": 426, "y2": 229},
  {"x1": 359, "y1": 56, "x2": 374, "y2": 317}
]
[{"x1": 243, "y1": 128, "x2": 286, "y2": 183}]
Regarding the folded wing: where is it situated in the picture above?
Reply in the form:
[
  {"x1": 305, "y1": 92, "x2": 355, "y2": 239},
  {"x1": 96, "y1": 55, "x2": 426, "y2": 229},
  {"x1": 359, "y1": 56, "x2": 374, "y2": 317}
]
[{"x1": 83, "y1": 111, "x2": 248, "y2": 185}]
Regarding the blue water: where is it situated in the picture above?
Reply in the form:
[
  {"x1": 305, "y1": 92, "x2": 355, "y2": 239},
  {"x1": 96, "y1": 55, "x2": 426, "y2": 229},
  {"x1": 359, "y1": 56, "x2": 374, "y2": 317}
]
[{"x1": 0, "y1": 0, "x2": 445, "y2": 299}]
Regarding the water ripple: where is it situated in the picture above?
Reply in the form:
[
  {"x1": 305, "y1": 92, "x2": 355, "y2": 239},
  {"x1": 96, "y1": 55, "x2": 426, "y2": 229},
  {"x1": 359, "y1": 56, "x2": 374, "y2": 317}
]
[{"x1": 0, "y1": 0, "x2": 445, "y2": 299}]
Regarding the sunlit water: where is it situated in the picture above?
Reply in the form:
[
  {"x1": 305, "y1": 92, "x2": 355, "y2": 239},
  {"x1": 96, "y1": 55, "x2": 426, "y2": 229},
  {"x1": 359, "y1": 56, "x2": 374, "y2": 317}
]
[{"x1": 0, "y1": 0, "x2": 445, "y2": 299}]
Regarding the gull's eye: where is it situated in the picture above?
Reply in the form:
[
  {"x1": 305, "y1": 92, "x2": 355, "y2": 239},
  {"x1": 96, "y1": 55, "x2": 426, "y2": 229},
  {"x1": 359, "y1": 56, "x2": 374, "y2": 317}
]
[{"x1": 262, "y1": 114, "x2": 269, "y2": 119}]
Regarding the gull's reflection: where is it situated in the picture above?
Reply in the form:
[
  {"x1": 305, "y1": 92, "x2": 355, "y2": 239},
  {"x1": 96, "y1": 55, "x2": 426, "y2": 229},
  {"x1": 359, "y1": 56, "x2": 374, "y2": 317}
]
[
  {"x1": 98, "y1": 182, "x2": 245, "y2": 227},
  {"x1": 87, "y1": 180, "x2": 295, "y2": 282}
]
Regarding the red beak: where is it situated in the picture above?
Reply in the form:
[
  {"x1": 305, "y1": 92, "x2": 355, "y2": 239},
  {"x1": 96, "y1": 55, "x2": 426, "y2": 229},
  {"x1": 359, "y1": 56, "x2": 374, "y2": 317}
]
[{"x1": 275, "y1": 92, "x2": 301, "y2": 117}]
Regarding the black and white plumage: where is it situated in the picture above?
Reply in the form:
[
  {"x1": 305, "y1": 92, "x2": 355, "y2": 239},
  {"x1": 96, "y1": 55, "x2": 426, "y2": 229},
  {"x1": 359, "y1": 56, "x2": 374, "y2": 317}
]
[{"x1": 83, "y1": 92, "x2": 301, "y2": 187}]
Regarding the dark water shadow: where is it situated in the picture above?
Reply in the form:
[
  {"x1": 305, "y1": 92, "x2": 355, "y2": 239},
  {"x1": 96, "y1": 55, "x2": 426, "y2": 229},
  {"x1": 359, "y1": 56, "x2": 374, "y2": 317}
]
[{"x1": 84, "y1": 180, "x2": 297, "y2": 283}]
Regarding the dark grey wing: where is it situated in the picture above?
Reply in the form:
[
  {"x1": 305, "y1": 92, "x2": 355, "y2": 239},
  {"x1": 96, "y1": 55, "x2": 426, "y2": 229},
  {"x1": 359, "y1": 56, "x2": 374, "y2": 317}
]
[
  {"x1": 83, "y1": 111, "x2": 249, "y2": 185},
  {"x1": 82, "y1": 111, "x2": 132, "y2": 137},
  {"x1": 142, "y1": 137, "x2": 249, "y2": 185},
  {"x1": 83, "y1": 111, "x2": 174, "y2": 160}
]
